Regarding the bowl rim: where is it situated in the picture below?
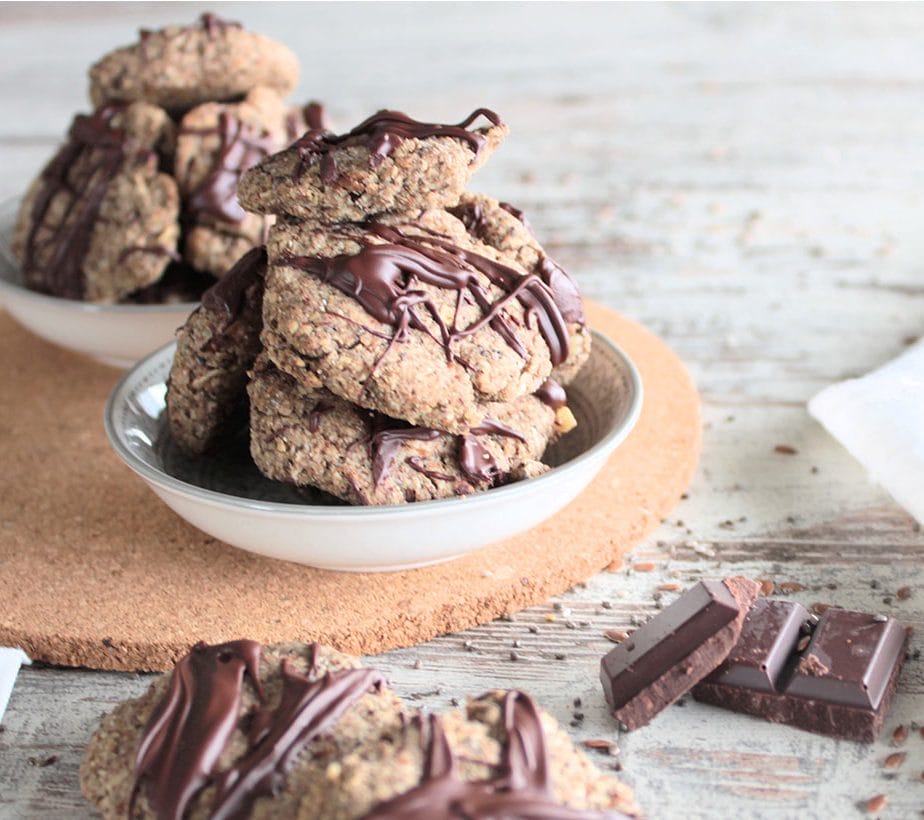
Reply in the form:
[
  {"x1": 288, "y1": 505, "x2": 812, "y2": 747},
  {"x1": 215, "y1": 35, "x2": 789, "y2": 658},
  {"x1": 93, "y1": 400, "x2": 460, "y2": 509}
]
[
  {"x1": 0, "y1": 194, "x2": 199, "y2": 315},
  {"x1": 103, "y1": 330, "x2": 644, "y2": 520}
]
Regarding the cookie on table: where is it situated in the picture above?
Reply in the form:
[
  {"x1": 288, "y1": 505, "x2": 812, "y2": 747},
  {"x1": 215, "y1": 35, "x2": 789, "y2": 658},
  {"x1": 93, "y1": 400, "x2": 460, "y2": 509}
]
[
  {"x1": 247, "y1": 355, "x2": 557, "y2": 505},
  {"x1": 80, "y1": 641, "x2": 404, "y2": 820},
  {"x1": 261, "y1": 211, "x2": 573, "y2": 433},
  {"x1": 315, "y1": 690, "x2": 639, "y2": 818},
  {"x1": 89, "y1": 13, "x2": 299, "y2": 114},
  {"x1": 238, "y1": 107, "x2": 508, "y2": 223},
  {"x1": 174, "y1": 87, "x2": 289, "y2": 277},
  {"x1": 166, "y1": 247, "x2": 266, "y2": 456},
  {"x1": 449, "y1": 192, "x2": 592, "y2": 385},
  {"x1": 81, "y1": 639, "x2": 638, "y2": 819},
  {"x1": 12, "y1": 102, "x2": 180, "y2": 302}
]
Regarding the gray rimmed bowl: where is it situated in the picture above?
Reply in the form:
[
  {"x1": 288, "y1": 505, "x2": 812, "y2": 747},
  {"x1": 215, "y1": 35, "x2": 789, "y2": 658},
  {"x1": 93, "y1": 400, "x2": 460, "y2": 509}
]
[{"x1": 104, "y1": 331, "x2": 643, "y2": 572}]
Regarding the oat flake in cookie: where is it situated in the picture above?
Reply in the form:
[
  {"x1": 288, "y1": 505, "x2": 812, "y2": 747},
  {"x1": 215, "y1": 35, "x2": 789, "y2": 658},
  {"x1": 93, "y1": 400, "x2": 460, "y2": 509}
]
[
  {"x1": 89, "y1": 13, "x2": 299, "y2": 114},
  {"x1": 80, "y1": 640, "x2": 639, "y2": 819}
]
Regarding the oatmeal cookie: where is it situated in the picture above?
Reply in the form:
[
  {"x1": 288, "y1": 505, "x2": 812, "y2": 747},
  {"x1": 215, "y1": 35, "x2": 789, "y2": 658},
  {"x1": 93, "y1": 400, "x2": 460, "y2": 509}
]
[
  {"x1": 247, "y1": 355, "x2": 556, "y2": 505},
  {"x1": 89, "y1": 13, "x2": 299, "y2": 114},
  {"x1": 238, "y1": 108, "x2": 507, "y2": 222},
  {"x1": 175, "y1": 87, "x2": 289, "y2": 277},
  {"x1": 449, "y1": 192, "x2": 592, "y2": 384},
  {"x1": 166, "y1": 247, "x2": 266, "y2": 456},
  {"x1": 261, "y1": 213, "x2": 572, "y2": 432},
  {"x1": 81, "y1": 640, "x2": 638, "y2": 819},
  {"x1": 12, "y1": 102, "x2": 180, "y2": 302}
]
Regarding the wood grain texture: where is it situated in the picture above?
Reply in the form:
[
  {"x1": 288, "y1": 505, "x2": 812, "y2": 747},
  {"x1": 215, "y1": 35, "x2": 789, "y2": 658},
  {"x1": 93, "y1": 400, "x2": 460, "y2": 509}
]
[{"x1": 0, "y1": 3, "x2": 923, "y2": 819}]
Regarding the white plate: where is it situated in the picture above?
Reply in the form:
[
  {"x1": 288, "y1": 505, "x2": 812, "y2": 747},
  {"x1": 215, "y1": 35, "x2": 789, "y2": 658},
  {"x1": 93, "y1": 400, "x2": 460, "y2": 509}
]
[
  {"x1": 0, "y1": 198, "x2": 197, "y2": 368},
  {"x1": 105, "y1": 334, "x2": 643, "y2": 572}
]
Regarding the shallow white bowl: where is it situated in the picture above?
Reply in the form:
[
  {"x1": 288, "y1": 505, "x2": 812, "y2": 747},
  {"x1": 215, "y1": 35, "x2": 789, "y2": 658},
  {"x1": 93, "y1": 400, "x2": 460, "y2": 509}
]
[
  {"x1": 105, "y1": 333, "x2": 643, "y2": 572},
  {"x1": 0, "y1": 200, "x2": 197, "y2": 368}
]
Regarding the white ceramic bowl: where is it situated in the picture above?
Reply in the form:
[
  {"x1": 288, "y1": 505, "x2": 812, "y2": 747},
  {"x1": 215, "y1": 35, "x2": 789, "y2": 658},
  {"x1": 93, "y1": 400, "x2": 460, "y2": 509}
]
[
  {"x1": 0, "y1": 199, "x2": 198, "y2": 368},
  {"x1": 105, "y1": 333, "x2": 643, "y2": 572}
]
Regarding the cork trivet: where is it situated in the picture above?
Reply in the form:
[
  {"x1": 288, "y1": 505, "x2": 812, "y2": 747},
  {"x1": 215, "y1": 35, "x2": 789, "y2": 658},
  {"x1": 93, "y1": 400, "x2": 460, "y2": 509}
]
[{"x1": 0, "y1": 301, "x2": 700, "y2": 671}]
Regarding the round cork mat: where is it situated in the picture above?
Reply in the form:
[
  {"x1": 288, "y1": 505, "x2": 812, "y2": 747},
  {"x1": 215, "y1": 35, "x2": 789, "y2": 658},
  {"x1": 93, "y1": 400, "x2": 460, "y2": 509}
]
[{"x1": 0, "y1": 301, "x2": 700, "y2": 672}]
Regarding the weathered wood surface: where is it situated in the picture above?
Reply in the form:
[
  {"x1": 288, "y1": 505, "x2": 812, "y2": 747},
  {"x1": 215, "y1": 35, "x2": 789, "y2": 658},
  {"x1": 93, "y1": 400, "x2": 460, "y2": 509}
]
[{"x1": 1, "y1": 2, "x2": 923, "y2": 818}]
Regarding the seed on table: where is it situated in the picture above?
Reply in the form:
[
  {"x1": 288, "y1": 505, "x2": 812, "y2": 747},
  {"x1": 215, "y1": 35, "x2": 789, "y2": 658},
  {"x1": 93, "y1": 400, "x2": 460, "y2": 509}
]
[
  {"x1": 896, "y1": 586, "x2": 912, "y2": 600},
  {"x1": 604, "y1": 629, "x2": 630, "y2": 643},
  {"x1": 633, "y1": 562, "x2": 656, "y2": 572},
  {"x1": 883, "y1": 752, "x2": 906, "y2": 769},
  {"x1": 778, "y1": 581, "x2": 805, "y2": 593},
  {"x1": 862, "y1": 794, "x2": 887, "y2": 813},
  {"x1": 892, "y1": 724, "x2": 908, "y2": 745}
]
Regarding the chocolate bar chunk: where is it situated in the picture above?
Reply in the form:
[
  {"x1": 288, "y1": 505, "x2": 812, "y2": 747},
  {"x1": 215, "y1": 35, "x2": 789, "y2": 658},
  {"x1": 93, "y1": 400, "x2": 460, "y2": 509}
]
[
  {"x1": 599, "y1": 577, "x2": 759, "y2": 730},
  {"x1": 693, "y1": 604, "x2": 910, "y2": 742}
]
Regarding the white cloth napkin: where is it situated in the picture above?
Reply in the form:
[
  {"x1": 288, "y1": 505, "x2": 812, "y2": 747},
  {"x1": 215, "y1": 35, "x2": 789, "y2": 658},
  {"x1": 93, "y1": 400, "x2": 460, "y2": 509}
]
[
  {"x1": 809, "y1": 338, "x2": 924, "y2": 525},
  {"x1": 0, "y1": 647, "x2": 31, "y2": 724}
]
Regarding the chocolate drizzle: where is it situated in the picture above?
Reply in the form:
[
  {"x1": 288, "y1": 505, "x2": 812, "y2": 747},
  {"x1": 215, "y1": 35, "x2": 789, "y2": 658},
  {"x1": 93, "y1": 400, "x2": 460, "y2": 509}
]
[
  {"x1": 498, "y1": 201, "x2": 534, "y2": 235},
  {"x1": 132, "y1": 641, "x2": 384, "y2": 820},
  {"x1": 210, "y1": 659, "x2": 385, "y2": 820},
  {"x1": 22, "y1": 104, "x2": 149, "y2": 299},
  {"x1": 308, "y1": 400, "x2": 333, "y2": 433},
  {"x1": 279, "y1": 224, "x2": 569, "y2": 367},
  {"x1": 182, "y1": 112, "x2": 277, "y2": 223},
  {"x1": 201, "y1": 246, "x2": 267, "y2": 324},
  {"x1": 458, "y1": 420, "x2": 525, "y2": 485},
  {"x1": 366, "y1": 415, "x2": 441, "y2": 486},
  {"x1": 535, "y1": 378, "x2": 567, "y2": 410},
  {"x1": 131, "y1": 640, "x2": 264, "y2": 820},
  {"x1": 291, "y1": 108, "x2": 502, "y2": 183},
  {"x1": 364, "y1": 691, "x2": 624, "y2": 819},
  {"x1": 199, "y1": 12, "x2": 243, "y2": 38},
  {"x1": 537, "y1": 255, "x2": 584, "y2": 325}
]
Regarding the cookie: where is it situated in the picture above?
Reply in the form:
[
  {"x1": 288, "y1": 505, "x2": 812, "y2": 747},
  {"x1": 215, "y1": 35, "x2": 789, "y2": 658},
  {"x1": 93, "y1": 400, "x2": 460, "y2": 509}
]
[
  {"x1": 174, "y1": 87, "x2": 289, "y2": 277},
  {"x1": 238, "y1": 108, "x2": 508, "y2": 223},
  {"x1": 88, "y1": 13, "x2": 299, "y2": 114},
  {"x1": 449, "y1": 192, "x2": 592, "y2": 385},
  {"x1": 80, "y1": 640, "x2": 638, "y2": 819},
  {"x1": 12, "y1": 102, "x2": 180, "y2": 302},
  {"x1": 80, "y1": 641, "x2": 403, "y2": 820},
  {"x1": 166, "y1": 247, "x2": 266, "y2": 456},
  {"x1": 247, "y1": 355, "x2": 556, "y2": 505},
  {"x1": 261, "y1": 212, "x2": 572, "y2": 433}
]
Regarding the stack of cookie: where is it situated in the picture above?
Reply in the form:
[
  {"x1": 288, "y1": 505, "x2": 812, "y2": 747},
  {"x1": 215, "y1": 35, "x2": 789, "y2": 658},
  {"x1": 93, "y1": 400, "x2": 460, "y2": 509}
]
[
  {"x1": 81, "y1": 640, "x2": 639, "y2": 818},
  {"x1": 166, "y1": 108, "x2": 594, "y2": 505},
  {"x1": 12, "y1": 13, "x2": 311, "y2": 303}
]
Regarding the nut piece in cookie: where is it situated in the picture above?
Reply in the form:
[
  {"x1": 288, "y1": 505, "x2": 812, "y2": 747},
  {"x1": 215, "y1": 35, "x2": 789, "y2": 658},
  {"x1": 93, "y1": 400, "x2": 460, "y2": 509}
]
[
  {"x1": 89, "y1": 13, "x2": 299, "y2": 114},
  {"x1": 12, "y1": 102, "x2": 180, "y2": 302},
  {"x1": 248, "y1": 355, "x2": 555, "y2": 505},
  {"x1": 449, "y1": 192, "x2": 592, "y2": 385},
  {"x1": 239, "y1": 108, "x2": 508, "y2": 222},
  {"x1": 175, "y1": 87, "x2": 290, "y2": 277},
  {"x1": 166, "y1": 247, "x2": 266, "y2": 455},
  {"x1": 262, "y1": 216, "x2": 571, "y2": 433},
  {"x1": 80, "y1": 640, "x2": 404, "y2": 820}
]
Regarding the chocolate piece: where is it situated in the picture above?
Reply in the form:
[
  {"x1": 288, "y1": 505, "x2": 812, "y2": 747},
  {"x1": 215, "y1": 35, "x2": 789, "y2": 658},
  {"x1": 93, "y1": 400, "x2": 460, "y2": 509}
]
[
  {"x1": 200, "y1": 246, "x2": 267, "y2": 323},
  {"x1": 363, "y1": 691, "x2": 629, "y2": 819},
  {"x1": 693, "y1": 606, "x2": 910, "y2": 742},
  {"x1": 599, "y1": 578, "x2": 759, "y2": 729},
  {"x1": 535, "y1": 378, "x2": 567, "y2": 410}
]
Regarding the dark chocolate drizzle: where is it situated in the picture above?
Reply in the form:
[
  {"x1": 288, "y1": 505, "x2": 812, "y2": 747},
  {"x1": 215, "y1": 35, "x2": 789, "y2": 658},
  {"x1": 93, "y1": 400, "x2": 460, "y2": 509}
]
[
  {"x1": 210, "y1": 658, "x2": 384, "y2": 820},
  {"x1": 449, "y1": 200, "x2": 488, "y2": 239},
  {"x1": 499, "y1": 201, "x2": 534, "y2": 236},
  {"x1": 535, "y1": 378, "x2": 567, "y2": 410},
  {"x1": 458, "y1": 418, "x2": 527, "y2": 485},
  {"x1": 132, "y1": 641, "x2": 384, "y2": 820},
  {"x1": 199, "y1": 12, "x2": 243, "y2": 38},
  {"x1": 469, "y1": 418, "x2": 527, "y2": 443},
  {"x1": 131, "y1": 640, "x2": 264, "y2": 820},
  {"x1": 23, "y1": 103, "x2": 152, "y2": 299},
  {"x1": 279, "y1": 224, "x2": 569, "y2": 367},
  {"x1": 308, "y1": 401, "x2": 333, "y2": 433},
  {"x1": 537, "y1": 256, "x2": 584, "y2": 325},
  {"x1": 366, "y1": 414, "x2": 441, "y2": 487},
  {"x1": 291, "y1": 108, "x2": 501, "y2": 182},
  {"x1": 364, "y1": 691, "x2": 625, "y2": 819},
  {"x1": 201, "y1": 246, "x2": 267, "y2": 323},
  {"x1": 182, "y1": 112, "x2": 277, "y2": 223}
]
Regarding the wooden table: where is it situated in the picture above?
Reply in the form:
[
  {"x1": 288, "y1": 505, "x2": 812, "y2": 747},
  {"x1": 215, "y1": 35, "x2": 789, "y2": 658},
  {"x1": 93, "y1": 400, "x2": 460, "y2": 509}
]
[{"x1": 1, "y1": 3, "x2": 921, "y2": 817}]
